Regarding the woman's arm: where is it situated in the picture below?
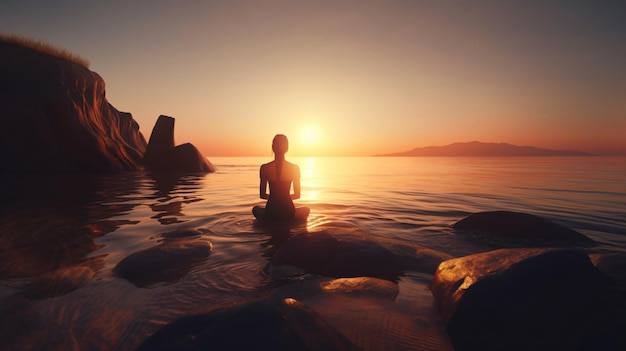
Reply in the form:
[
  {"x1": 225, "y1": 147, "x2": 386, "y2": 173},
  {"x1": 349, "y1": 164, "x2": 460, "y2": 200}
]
[
  {"x1": 291, "y1": 166, "x2": 301, "y2": 200},
  {"x1": 259, "y1": 166, "x2": 269, "y2": 199}
]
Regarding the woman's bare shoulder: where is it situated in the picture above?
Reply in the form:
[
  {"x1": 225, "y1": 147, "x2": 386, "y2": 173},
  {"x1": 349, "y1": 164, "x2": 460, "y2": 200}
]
[
  {"x1": 260, "y1": 161, "x2": 275, "y2": 176},
  {"x1": 285, "y1": 161, "x2": 300, "y2": 174},
  {"x1": 260, "y1": 161, "x2": 275, "y2": 169}
]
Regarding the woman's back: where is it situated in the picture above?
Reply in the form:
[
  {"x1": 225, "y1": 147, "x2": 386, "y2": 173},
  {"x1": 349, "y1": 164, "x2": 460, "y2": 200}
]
[
  {"x1": 261, "y1": 160, "x2": 297, "y2": 219},
  {"x1": 253, "y1": 134, "x2": 308, "y2": 221}
]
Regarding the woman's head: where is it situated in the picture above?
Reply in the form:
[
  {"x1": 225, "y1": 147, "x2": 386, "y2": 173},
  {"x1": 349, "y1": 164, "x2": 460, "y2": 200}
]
[{"x1": 272, "y1": 134, "x2": 289, "y2": 155}]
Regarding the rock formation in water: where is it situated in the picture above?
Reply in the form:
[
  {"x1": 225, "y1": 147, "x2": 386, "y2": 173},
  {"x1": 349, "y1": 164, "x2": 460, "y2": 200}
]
[
  {"x1": 589, "y1": 252, "x2": 626, "y2": 289},
  {"x1": 431, "y1": 248, "x2": 625, "y2": 351},
  {"x1": 273, "y1": 225, "x2": 405, "y2": 281},
  {"x1": 21, "y1": 265, "x2": 95, "y2": 300},
  {"x1": 0, "y1": 37, "x2": 147, "y2": 173},
  {"x1": 136, "y1": 297, "x2": 360, "y2": 351},
  {"x1": 113, "y1": 236, "x2": 212, "y2": 288},
  {"x1": 143, "y1": 115, "x2": 215, "y2": 173},
  {"x1": 452, "y1": 211, "x2": 594, "y2": 247}
]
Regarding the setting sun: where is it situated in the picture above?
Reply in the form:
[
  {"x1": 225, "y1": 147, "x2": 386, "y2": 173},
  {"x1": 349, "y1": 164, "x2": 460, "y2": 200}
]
[{"x1": 301, "y1": 126, "x2": 320, "y2": 146}]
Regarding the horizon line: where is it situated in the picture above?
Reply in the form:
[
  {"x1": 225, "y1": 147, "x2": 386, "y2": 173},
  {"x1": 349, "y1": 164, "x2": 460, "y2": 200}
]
[{"x1": 205, "y1": 153, "x2": 626, "y2": 158}]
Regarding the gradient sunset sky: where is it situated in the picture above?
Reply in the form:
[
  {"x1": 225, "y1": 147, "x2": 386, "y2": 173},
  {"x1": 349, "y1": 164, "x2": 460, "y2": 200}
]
[{"x1": 2, "y1": 0, "x2": 625, "y2": 156}]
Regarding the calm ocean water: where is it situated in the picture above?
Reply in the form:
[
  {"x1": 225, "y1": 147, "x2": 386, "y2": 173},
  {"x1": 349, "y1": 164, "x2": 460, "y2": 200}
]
[{"x1": 1, "y1": 156, "x2": 625, "y2": 350}]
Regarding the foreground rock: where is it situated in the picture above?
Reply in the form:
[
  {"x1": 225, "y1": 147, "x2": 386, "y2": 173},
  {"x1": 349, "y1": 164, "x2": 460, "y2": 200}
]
[
  {"x1": 143, "y1": 115, "x2": 215, "y2": 173},
  {"x1": 432, "y1": 248, "x2": 624, "y2": 351},
  {"x1": 0, "y1": 37, "x2": 147, "y2": 173},
  {"x1": 589, "y1": 252, "x2": 626, "y2": 289},
  {"x1": 452, "y1": 211, "x2": 594, "y2": 247},
  {"x1": 266, "y1": 275, "x2": 454, "y2": 351},
  {"x1": 273, "y1": 225, "x2": 404, "y2": 281},
  {"x1": 114, "y1": 238, "x2": 212, "y2": 287},
  {"x1": 270, "y1": 276, "x2": 400, "y2": 301},
  {"x1": 136, "y1": 297, "x2": 359, "y2": 351}
]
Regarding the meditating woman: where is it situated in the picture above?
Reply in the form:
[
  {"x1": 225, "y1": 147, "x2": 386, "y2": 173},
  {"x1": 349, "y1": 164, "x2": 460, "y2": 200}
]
[{"x1": 252, "y1": 134, "x2": 309, "y2": 221}]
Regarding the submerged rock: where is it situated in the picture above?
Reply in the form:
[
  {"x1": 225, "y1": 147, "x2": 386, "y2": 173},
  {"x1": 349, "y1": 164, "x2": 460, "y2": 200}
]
[
  {"x1": 432, "y1": 248, "x2": 624, "y2": 351},
  {"x1": 23, "y1": 265, "x2": 95, "y2": 299},
  {"x1": 143, "y1": 115, "x2": 215, "y2": 173},
  {"x1": 274, "y1": 225, "x2": 404, "y2": 281},
  {"x1": 136, "y1": 297, "x2": 359, "y2": 351},
  {"x1": 319, "y1": 277, "x2": 399, "y2": 300},
  {"x1": 452, "y1": 211, "x2": 594, "y2": 247},
  {"x1": 266, "y1": 275, "x2": 451, "y2": 351},
  {"x1": 392, "y1": 242, "x2": 455, "y2": 275},
  {"x1": 157, "y1": 228, "x2": 203, "y2": 240},
  {"x1": 0, "y1": 38, "x2": 146, "y2": 173},
  {"x1": 114, "y1": 238, "x2": 212, "y2": 287},
  {"x1": 270, "y1": 276, "x2": 400, "y2": 302}
]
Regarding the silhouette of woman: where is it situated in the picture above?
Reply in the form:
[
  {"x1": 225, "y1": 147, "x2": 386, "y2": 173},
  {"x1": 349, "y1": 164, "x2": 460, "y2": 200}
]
[{"x1": 252, "y1": 134, "x2": 309, "y2": 221}]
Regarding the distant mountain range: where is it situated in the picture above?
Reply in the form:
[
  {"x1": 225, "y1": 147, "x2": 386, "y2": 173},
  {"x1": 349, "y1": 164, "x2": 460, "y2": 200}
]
[{"x1": 378, "y1": 141, "x2": 594, "y2": 157}]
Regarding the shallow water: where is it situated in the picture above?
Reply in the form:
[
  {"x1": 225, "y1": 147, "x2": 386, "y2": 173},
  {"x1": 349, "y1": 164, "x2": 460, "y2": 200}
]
[{"x1": 1, "y1": 156, "x2": 625, "y2": 350}]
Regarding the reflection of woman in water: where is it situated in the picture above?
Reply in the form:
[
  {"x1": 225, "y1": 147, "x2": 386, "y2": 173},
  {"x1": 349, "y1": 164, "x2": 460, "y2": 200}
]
[{"x1": 253, "y1": 134, "x2": 308, "y2": 221}]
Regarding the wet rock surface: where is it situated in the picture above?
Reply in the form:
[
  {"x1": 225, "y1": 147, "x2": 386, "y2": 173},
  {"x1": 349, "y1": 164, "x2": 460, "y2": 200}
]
[
  {"x1": 589, "y1": 252, "x2": 626, "y2": 289},
  {"x1": 114, "y1": 238, "x2": 212, "y2": 288},
  {"x1": 453, "y1": 211, "x2": 594, "y2": 247},
  {"x1": 136, "y1": 297, "x2": 360, "y2": 351},
  {"x1": 273, "y1": 225, "x2": 405, "y2": 281},
  {"x1": 432, "y1": 248, "x2": 625, "y2": 351}
]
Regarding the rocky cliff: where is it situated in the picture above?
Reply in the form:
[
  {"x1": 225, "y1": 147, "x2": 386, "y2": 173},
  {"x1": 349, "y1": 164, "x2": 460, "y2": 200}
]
[{"x1": 0, "y1": 38, "x2": 147, "y2": 173}]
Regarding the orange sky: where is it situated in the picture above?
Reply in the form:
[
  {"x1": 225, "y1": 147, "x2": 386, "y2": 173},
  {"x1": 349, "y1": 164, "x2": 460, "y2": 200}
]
[{"x1": 2, "y1": 1, "x2": 625, "y2": 156}]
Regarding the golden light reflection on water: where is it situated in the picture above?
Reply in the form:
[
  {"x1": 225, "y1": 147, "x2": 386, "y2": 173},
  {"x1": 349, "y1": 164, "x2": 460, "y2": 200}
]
[
  {"x1": 299, "y1": 157, "x2": 321, "y2": 202},
  {"x1": 1, "y1": 157, "x2": 625, "y2": 351}
]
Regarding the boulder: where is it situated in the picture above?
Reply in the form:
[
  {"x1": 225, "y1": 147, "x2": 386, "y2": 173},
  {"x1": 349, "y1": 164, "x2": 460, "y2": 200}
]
[
  {"x1": 274, "y1": 225, "x2": 404, "y2": 281},
  {"x1": 452, "y1": 211, "x2": 594, "y2": 247},
  {"x1": 143, "y1": 115, "x2": 215, "y2": 173},
  {"x1": 269, "y1": 276, "x2": 400, "y2": 301},
  {"x1": 135, "y1": 297, "x2": 359, "y2": 351},
  {"x1": 432, "y1": 248, "x2": 624, "y2": 351},
  {"x1": 318, "y1": 277, "x2": 399, "y2": 299},
  {"x1": 0, "y1": 38, "x2": 147, "y2": 173},
  {"x1": 113, "y1": 238, "x2": 212, "y2": 287},
  {"x1": 589, "y1": 252, "x2": 626, "y2": 289}
]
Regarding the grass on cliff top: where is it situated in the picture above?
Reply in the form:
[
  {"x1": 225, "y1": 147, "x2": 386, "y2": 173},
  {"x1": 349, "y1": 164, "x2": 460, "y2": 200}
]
[{"x1": 0, "y1": 34, "x2": 90, "y2": 68}]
